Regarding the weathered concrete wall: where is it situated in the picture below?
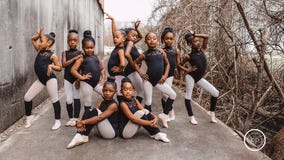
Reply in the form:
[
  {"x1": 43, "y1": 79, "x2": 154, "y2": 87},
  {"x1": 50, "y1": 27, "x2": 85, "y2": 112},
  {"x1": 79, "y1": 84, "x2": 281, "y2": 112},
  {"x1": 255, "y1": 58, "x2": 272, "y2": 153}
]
[{"x1": 0, "y1": 0, "x2": 104, "y2": 132}]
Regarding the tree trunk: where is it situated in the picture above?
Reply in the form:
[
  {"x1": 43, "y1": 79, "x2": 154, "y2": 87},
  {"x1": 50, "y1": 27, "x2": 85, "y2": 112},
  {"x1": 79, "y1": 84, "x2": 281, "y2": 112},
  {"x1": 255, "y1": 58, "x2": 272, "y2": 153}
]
[{"x1": 244, "y1": 85, "x2": 272, "y2": 132}]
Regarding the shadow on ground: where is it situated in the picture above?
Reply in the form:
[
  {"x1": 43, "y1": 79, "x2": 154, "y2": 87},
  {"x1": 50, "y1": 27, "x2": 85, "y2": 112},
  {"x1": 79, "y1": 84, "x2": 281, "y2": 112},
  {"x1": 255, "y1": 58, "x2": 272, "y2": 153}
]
[{"x1": 0, "y1": 87, "x2": 270, "y2": 160}]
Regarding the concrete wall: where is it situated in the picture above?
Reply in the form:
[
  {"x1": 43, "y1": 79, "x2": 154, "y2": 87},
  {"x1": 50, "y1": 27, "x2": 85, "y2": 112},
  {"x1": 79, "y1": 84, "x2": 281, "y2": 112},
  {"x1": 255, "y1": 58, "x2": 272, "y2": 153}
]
[{"x1": 0, "y1": 0, "x2": 104, "y2": 132}]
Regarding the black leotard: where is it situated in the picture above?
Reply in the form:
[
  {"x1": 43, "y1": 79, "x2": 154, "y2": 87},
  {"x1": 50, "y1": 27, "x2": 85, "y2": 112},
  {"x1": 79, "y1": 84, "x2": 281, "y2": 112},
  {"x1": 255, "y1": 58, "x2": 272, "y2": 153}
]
[
  {"x1": 144, "y1": 49, "x2": 164, "y2": 86},
  {"x1": 64, "y1": 49, "x2": 81, "y2": 83},
  {"x1": 99, "y1": 99, "x2": 119, "y2": 136},
  {"x1": 107, "y1": 46, "x2": 125, "y2": 76},
  {"x1": 187, "y1": 48, "x2": 207, "y2": 82},
  {"x1": 124, "y1": 41, "x2": 140, "y2": 76},
  {"x1": 34, "y1": 50, "x2": 56, "y2": 85},
  {"x1": 80, "y1": 54, "x2": 101, "y2": 88},
  {"x1": 119, "y1": 97, "x2": 139, "y2": 133},
  {"x1": 164, "y1": 46, "x2": 177, "y2": 77}
]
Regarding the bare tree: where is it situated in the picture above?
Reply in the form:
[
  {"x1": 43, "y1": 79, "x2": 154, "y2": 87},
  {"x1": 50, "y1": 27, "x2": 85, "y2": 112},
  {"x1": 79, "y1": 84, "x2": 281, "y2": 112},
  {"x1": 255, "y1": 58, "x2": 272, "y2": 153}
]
[{"x1": 148, "y1": 0, "x2": 284, "y2": 158}]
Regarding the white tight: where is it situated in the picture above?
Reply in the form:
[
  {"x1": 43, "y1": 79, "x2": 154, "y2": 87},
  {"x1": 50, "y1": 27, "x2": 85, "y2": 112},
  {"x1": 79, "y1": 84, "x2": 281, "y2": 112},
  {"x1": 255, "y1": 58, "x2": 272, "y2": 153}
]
[
  {"x1": 80, "y1": 81, "x2": 103, "y2": 107},
  {"x1": 115, "y1": 75, "x2": 124, "y2": 96},
  {"x1": 161, "y1": 76, "x2": 174, "y2": 101},
  {"x1": 94, "y1": 83, "x2": 103, "y2": 96},
  {"x1": 128, "y1": 71, "x2": 144, "y2": 98},
  {"x1": 24, "y1": 79, "x2": 58, "y2": 103},
  {"x1": 122, "y1": 109, "x2": 149, "y2": 138},
  {"x1": 96, "y1": 109, "x2": 116, "y2": 139},
  {"x1": 64, "y1": 80, "x2": 80, "y2": 104},
  {"x1": 184, "y1": 74, "x2": 219, "y2": 100},
  {"x1": 143, "y1": 80, "x2": 176, "y2": 106}
]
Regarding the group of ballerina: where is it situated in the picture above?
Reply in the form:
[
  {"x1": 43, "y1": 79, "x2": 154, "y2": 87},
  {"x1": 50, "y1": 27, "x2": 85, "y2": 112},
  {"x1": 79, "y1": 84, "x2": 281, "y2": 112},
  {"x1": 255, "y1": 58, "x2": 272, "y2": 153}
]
[{"x1": 23, "y1": 14, "x2": 219, "y2": 149}]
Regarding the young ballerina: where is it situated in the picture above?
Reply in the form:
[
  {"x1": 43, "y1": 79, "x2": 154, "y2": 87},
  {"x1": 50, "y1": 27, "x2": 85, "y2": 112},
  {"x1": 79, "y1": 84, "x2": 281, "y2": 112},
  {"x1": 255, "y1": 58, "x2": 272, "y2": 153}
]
[
  {"x1": 24, "y1": 28, "x2": 62, "y2": 130},
  {"x1": 67, "y1": 77, "x2": 119, "y2": 149},
  {"x1": 71, "y1": 30, "x2": 106, "y2": 111},
  {"x1": 61, "y1": 29, "x2": 83, "y2": 127},
  {"x1": 179, "y1": 31, "x2": 219, "y2": 125},
  {"x1": 119, "y1": 77, "x2": 170, "y2": 143},
  {"x1": 124, "y1": 20, "x2": 144, "y2": 103},
  {"x1": 106, "y1": 13, "x2": 126, "y2": 103},
  {"x1": 160, "y1": 27, "x2": 181, "y2": 121},
  {"x1": 134, "y1": 32, "x2": 176, "y2": 128}
]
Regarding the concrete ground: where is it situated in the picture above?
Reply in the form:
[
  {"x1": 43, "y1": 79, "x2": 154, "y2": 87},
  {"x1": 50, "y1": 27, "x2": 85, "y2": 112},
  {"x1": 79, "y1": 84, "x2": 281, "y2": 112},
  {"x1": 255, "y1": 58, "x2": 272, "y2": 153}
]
[{"x1": 0, "y1": 87, "x2": 270, "y2": 160}]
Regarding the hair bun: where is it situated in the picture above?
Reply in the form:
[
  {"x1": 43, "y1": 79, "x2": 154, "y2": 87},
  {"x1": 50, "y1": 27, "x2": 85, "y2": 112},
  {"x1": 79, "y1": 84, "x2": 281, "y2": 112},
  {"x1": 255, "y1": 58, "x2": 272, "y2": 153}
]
[
  {"x1": 83, "y1": 30, "x2": 92, "y2": 38},
  {"x1": 49, "y1": 32, "x2": 56, "y2": 38},
  {"x1": 121, "y1": 77, "x2": 132, "y2": 84},
  {"x1": 107, "y1": 76, "x2": 116, "y2": 83},
  {"x1": 185, "y1": 32, "x2": 194, "y2": 43},
  {"x1": 164, "y1": 27, "x2": 173, "y2": 33},
  {"x1": 161, "y1": 27, "x2": 174, "y2": 43},
  {"x1": 69, "y1": 29, "x2": 78, "y2": 34},
  {"x1": 185, "y1": 32, "x2": 194, "y2": 39}
]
